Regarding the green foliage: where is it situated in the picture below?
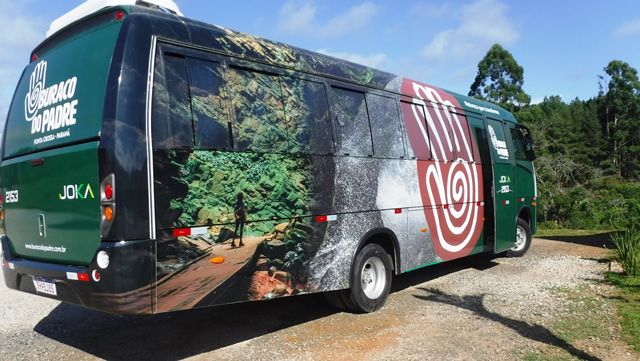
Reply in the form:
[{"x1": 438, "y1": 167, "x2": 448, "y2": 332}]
[
  {"x1": 598, "y1": 60, "x2": 640, "y2": 180},
  {"x1": 469, "y1": 44, "x2": 531, "y2": 110},
  {"x1": 469, "y1": 52, "x2": 640, "y2": 230},
  {"x1": 514, "y1": 65, "x2": 640, "y2": 230},
  {"x1": 606, "y1": 272, "x2": 640, "y2": 351},
  {"x1": 612, "y1": 229, "x2": 640, "y2": 276}
]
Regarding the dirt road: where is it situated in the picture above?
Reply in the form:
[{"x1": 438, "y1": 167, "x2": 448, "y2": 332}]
[{"x1": 0, "y1": 235, "x2": 637, "y2": 361}]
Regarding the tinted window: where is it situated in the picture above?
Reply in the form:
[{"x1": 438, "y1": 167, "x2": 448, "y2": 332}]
[
  {"x1": 281, "y1": 77, "x2": 333, "y2": 154},
  {"x1": 510, "y1": 125, "x2": 535, "y2": 161},
  {"x1": 367, "y1": 93, "x2": 404, "y2": 158},
  {"x1": 187, "y1": 58, "x2": 231, "y2": 150},
  {"x1": 227, "y1": 67, "x2": 288, "y2": 153},
  {"x1": 449, "y1": 111, "x2": 475, "y2": 163},
  {"x1": 331, "y1": 87, "x2": 373, "y2": 156},
  {"x1": 153, "y1": 54, "x2": 194, "y2": 149},
  {"x1": 400, "y1": 100, "x2": 431, "y2": 160},
  {"x1": 424, "y1": 103, "x2": 455, "y2": 161}
]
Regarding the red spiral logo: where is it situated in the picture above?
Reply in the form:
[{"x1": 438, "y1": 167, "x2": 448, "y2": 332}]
[{"x1": 401, "y1": 79, "x2": 484, "y2": 260}]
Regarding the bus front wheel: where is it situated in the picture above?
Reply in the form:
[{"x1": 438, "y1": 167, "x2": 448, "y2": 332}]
[{"x1": 507, "y1": 218, "x2": 532, "y2": 257}]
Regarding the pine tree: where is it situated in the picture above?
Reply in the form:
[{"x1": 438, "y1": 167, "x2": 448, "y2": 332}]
[
  {"x1": 598, "y1": 60, "x2": 640, "y2": 179},
  {"x1": 469, "y1": 44, "x2": 531, "y2": 111}
]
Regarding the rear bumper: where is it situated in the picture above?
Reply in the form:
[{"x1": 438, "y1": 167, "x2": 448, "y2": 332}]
[{"x1": 1, "y1": 236, "x2": 155, "y2": 315}]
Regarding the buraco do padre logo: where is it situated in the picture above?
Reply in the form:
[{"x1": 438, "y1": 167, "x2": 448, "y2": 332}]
[
  {"x1": 24, "y1": 61, "x2": 79, "y2": 135},
  {"x1": 401, "y1": 79, "x2": 484, "y2": 261}
]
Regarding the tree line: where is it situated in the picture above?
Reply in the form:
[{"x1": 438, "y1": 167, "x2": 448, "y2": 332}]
[{"x1": 470, "y1": 44, "x2": 640, "y2": 230}]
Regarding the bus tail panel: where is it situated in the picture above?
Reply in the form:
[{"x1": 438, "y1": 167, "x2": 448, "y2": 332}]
[{"x1": 1, "y1": 142, "x2": 101, "y2": 266}]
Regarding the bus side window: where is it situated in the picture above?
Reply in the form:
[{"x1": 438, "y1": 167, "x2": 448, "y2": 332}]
[
  {"x1": 227, "y1": 67, "x2": 288, "y2": 153},
  {"x1": 186, "y1": 58, "x2": 231, "y2": 150},
  {"x1": 449, "y1": 112, "x2": 475, "y2": 163},
  {"x1": 399, "y1": 100, "x2": 431, "y2": 160},
  {"x1": 152, "y1": 54, "x2": 195, "y2": 149},
  {"x1": 367, "y1": 93, "x2": 405, "y2": 158},
  {"x1": 515, "y1": 125, "x2": 536, "y2": 161},
  {"x1": 509, "y1": 126, "x2": 527, "y2": 161},
  {"x1": 330, "y1": 87, "x2": 374, "y2": 157},
  {"x1": 281, "y1": 77, "x2": 334, "y2": 155}
]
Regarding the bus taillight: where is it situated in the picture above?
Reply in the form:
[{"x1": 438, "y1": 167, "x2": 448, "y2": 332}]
[
  {"x1": 103, "y1": 206, "x2": 114, "y2": 222},
  {"x1": 104, "y1": 184, "x2": 113, "y2": 200},
  {"x1": 100, "y1": 174, "x2": 116, "y2": 238}
]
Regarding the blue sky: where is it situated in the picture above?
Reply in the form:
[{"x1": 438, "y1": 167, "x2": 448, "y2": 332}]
[{"x1": 1, "y1": 0, "x2": 640, "y2": 132}]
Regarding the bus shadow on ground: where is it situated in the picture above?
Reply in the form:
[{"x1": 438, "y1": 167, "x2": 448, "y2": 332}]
[
  {"x1": 539, "y1": 231, "x2": 618, "y2": 250},
  {"x1": 392, "y1": 254, "x2": 500, "y2": 293},
  {"x1": 34, "y1": 293, "x2": 334, "y2": 361},
  {"x1": 413, "y1": 288, "x2": 602, "y2": 361},
  {"x1": 33, "y1": 255, "x2": 498, "y2": 360}
]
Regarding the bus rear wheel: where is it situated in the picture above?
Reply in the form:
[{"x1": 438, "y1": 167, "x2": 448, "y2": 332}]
[
  {"x1": 325, "y1": 243, "x2": 393, "y2": 313},
  {"x1": 507, "y1": 218, "x2": 532, "y2": 257}
]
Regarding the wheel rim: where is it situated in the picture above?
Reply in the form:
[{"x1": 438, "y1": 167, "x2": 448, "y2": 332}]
[
  {"x1": 512, "y1": 225, "x2": 527, "y2": 252},
  {"x1": 361, "y1": 256, "x2": 386, "y2": 299}
]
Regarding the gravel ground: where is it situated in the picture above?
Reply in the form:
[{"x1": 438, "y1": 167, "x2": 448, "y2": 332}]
[{"x1": 0, "y1": 238, "x2": 637, "y2": 361}]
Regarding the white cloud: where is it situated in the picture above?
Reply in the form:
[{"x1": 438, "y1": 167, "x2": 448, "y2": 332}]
[
  {"x1": 278, "y1": 1, "x2": 378, "y2": 37},
  {"x1": 317, "y1": 49, "x2": 388, "y2": 69},
  {"x1": 422, "y1": 0, "x2": 518, "y2": 61},
  {"x1": 410, "y1": 2, "x2": 453, "y2": 18},
  {"x1": 278, "y1": 2, "x2": 317, "y2": 34},
  {"x1": 0, "y1": 0, "x2": 46, "y2": 134},
  {"x1": 614, "y1": 18, "x2": 640, "y2": 37}
]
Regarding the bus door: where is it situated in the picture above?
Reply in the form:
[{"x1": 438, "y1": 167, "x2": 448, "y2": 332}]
[
  {"x1": 484, "y1": 118, "x2": 517, "y2": 253},
  {"x1": 469, "y1": 116, "x2": 495, "y2": 250},
  {"x1": 504, "y1": 123, "x2": 537, "y2": 227}
]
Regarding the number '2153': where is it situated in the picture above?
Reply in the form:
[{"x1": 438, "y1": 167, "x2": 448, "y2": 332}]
[{"x1": 5, "y1": 190, "x2": 18, "y2": 203}]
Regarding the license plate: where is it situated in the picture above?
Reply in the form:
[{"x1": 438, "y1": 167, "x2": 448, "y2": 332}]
[{"x1": 33, "y1": 278, "x2": 57, "y2": 296}]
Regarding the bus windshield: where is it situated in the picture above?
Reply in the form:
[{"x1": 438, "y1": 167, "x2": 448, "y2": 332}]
[{"x1": 2, "y1": 16, "x2": 122, "y2": 159}]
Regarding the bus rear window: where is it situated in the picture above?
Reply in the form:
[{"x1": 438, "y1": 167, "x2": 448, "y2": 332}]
[{"x1": 2, "y1": 20, "x2": 122, "y2": 158}]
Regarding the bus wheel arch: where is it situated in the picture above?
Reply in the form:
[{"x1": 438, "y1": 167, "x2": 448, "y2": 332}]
[
  {"x1": 352, "y1": 228, "x2": 401, "y2": 276},
  {"x1": 518, "y1": 206, "x2": 532, "y2": 227}
]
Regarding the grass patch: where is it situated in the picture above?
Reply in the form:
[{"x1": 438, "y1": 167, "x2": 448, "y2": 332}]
[
  {"x1": 535, "y1": 228, "x2": 614, "y2": 238},
  {"x1": 606, "y1": 272, "x2": 640, "y2": 352},
  {"x1": 549, "y1": 287, "x2": 611, "y2": 343}
]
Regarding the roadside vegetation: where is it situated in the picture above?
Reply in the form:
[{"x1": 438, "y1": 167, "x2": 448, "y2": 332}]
[
  {"x1": 606, "y1": 272, "x2": 640, "y2": 352},
  {"x1": 471, "y1": 45, "x2": 640, "y2": 232},
  {"x1": 607, "y1": 229, "x2": 640, "y2": 352},
  {"x1": 611, "y1": 228, "x2": 640, "y2": 276},
  {"x1": 472, "y1": 45, "x2": 639, "y2": 355}
]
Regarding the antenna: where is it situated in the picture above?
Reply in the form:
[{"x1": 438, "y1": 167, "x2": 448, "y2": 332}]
[{"x1": 47, "y1": 0, "x2": 183, "y2": 38}]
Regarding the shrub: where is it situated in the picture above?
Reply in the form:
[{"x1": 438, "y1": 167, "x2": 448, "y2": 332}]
[{"x1": 612, "y1": 229, "x2": 640, "y2": 276}]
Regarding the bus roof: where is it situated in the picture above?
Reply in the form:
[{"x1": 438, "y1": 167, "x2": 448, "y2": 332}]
[
  {"x1": 40, "y1": 3, "x2": 516, "y2": 123},
  {"x1": 47, "y1": 0, "x2": 182, "y2": 38}
]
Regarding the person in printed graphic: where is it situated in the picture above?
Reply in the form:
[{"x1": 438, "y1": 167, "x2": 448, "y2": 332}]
[{"x1": 231, "y1": 192, "x2": 246, "y2": 248}]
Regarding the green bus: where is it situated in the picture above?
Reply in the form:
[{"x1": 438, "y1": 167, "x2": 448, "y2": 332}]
[{"x1": 0, "y1": 1, "x2": 536, "y2": 314}]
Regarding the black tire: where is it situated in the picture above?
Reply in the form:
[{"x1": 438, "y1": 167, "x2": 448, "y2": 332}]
[
  {"x1": 506, "y1": 218, "x2": 532, "y2": 257},
  {"x1": 342, "y1": 243, "x2": 393, "y2": 313}
]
